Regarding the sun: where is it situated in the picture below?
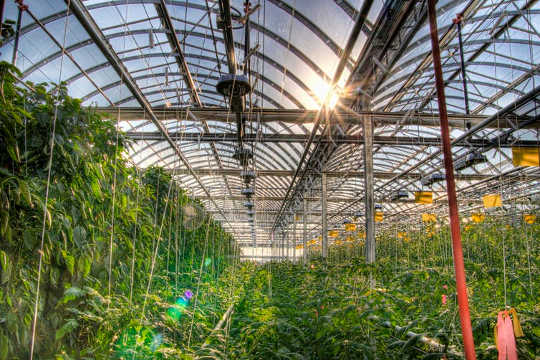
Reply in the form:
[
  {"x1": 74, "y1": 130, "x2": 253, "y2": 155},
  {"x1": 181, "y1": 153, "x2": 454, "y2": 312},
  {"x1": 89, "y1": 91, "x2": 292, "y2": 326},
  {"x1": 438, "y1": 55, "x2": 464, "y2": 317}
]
[{"x1": 313, "y1": 81, "x2": 340, "y2": 109}]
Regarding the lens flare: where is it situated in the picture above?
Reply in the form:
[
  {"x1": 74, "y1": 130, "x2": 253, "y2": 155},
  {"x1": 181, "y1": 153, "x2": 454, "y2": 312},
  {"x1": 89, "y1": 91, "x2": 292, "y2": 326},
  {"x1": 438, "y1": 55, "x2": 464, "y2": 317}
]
[
  {"x1": 166, "y1": 296, "x2": 190, "y2": 321},
  {"x1": 150, "y1": 333, "x2": 163, "y2": 352},
  {"x1": 175, "y1": 296, "x2": 189, "y2": 307},
  {"x1": 184, "y1": 289, "x2": 194, "y2": 300},
  {"x1": 166, "y1": 306, "x2": 183, "y2": 321}
]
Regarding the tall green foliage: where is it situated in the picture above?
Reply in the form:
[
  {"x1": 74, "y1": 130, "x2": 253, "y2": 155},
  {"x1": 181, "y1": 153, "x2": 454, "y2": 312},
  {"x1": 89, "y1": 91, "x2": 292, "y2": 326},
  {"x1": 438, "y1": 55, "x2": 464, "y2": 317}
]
[
  {"x1": 198, "y1": 221, "x2": 538, "y2": 359},
  {"x1": 0, "y1": 62, "x2": 237, "y2": 358}
]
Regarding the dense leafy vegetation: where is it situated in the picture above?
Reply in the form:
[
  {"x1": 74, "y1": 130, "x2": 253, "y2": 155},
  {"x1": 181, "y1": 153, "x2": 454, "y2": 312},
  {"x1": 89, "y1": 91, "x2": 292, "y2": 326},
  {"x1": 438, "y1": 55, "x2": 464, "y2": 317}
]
[
  {"x1": 0, "y1": 61, "x2": 538, "y2": 359},
  {"x1": 0, "y1": 62, "x2": 238, "y2": 358},
  {"x1": 203, "y1": 221, "x2": 538, "y2": 359}
]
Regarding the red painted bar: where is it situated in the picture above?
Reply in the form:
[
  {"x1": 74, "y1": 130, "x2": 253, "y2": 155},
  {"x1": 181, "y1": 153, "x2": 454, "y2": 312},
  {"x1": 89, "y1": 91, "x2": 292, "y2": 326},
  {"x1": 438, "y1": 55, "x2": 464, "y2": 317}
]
[{"x1": 427, "y1": 1, "x2": 477, "y2": 359}]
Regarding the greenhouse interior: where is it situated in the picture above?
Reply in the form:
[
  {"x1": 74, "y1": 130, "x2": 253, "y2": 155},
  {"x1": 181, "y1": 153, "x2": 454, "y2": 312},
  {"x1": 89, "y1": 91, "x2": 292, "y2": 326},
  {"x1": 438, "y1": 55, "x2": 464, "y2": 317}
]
[{"x1": 0, "y1": 0, "x2": 539, "y2": 358}]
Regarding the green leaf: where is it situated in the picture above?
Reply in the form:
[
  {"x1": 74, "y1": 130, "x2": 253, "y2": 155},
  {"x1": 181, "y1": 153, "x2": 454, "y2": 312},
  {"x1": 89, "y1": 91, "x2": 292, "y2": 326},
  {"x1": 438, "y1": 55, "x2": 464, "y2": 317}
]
[
  {"x1": 17, "y1": 179, "x2": 32, "y2": 207},
  {"x1": 55, "y1": 319, "x2": 78, "y2": 341},
  {"x1": 59, "y1": 286, "x2": 85, "y2": 304},
  {"x1": 23, "y1": 230, "x2": 35, "y2": 250},
  {"x1": 0, "y1": 251, "x2": 8, "y2": 271},
  {"x1": 73, "y1": 226, "x2": 86, "y2": 246},
  {"x1": 79, "y1": 255, "x2": 91, "y2": 278},
  {"x1": 61, "y1": 250, "x2": 75, "y2": 276},
  {"x1": 0, "y1": 168, "x2": 12, "y2": 177},
  {"x1": 6, "y1": 144, "x2": 20, "y2": 163},
  {"x1": 0, "y1": 212, "x2": 8, "y2": 238},
  {"x1": 0, "y1": 334, "x2": 8, "y2": 360}
]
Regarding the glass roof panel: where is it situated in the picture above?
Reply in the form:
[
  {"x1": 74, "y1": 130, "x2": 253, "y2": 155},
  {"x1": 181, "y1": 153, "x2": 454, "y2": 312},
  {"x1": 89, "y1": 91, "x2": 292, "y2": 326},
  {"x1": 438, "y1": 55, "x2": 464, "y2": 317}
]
[
  {"x1": 1, "y1": 0, "x2": 538, "y2": 244},
  {"x1": 280, "y1": 0, "x2": 354, "y2": 48}
]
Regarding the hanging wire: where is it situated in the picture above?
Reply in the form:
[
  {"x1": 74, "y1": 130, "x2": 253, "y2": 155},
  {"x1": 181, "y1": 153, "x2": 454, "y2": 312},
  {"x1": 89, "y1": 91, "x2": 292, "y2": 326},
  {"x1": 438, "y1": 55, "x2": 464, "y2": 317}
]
[
  {"x1": 129, "y1": 167, "x2": 141, "y2": 306},
  {"x1": 187, "y1": 217, "x2": 212, "y2": 347},
  {"x1": 29, "y1": 2, "x2": 71, "y2": 358},
  {"x1": 107, "y1": 106, "x2": 121, "y2": 307}
]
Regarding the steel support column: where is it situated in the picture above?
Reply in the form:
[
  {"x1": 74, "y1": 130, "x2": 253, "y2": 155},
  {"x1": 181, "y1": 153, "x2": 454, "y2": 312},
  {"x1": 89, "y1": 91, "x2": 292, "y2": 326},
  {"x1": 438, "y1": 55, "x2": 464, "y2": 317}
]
[
  {"x1": 271, "y1": 0, "x2": 373, "y2": 233},
  {"x1": 428, "y1": 1, "x2": 476, "y2": 358},
  {"x1": 11, "y1": 1, "x2": 24, "y2": 65},
  {"x1": 363, "y1": 104, "x2": 375, "y2": 264},
  {"x1": 282, "y1": 231, "x2": 285, "y2": 260},
  {"x1": 303, "y1": 197, "x2": 308, "y2": 263},
  {"x1": 271, "y1": 232, "x2": 275, "y2": 258},
  {"x1": 0, "y1": 0, "x2": 5, "y2": 33},
  {"x1": 293, "y1": 215, "x2": 296, "y2": 262},
  {"x1": 454, "y1": 14, "x2": 470, "y2": 120},
  {"x1": 322, "y1": 172, "x2": 328, "y2": 258},
  {"x1": 286, "y1": 230, "x2": 290, "y2": 259},
  {"x1": 282, "y1": 231, "x2": 285, "y2": 259}
]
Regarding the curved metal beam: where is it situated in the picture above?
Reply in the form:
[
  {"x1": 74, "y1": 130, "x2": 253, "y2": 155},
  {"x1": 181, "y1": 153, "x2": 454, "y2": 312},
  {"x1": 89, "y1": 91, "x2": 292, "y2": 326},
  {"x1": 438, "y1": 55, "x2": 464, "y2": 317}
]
[
  {"x1": 132, "y1": 127, "x2": 302, "y2": 171},
  {"x1": 6, "y1": 1, "x2": 341, "y2": 85},
  {"x1": 22, "y1": 28, "x2": 320, "y2": 109},
  {"x1": 374, "y1": 78, "x2": 524, "y2": 107},
  {"x1": 383, "y1": 9, "x2": 540, "y2": 74},
  {"x1": 80, "y1": 63, "x2": 304, "y2": 108},
  {"x1": 375, "y1": 61, "x2": 533, "y2": 100},
  {"x1": 82, "y1": 70, "x2": 285, "y2": 109}
]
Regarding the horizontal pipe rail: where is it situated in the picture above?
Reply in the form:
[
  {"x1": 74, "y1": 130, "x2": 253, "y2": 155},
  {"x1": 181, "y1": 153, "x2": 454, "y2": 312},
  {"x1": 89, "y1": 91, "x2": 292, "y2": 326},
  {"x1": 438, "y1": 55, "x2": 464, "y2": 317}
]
[{"x1": 126, "y1": 132, "x2": 540, "y2": 147}]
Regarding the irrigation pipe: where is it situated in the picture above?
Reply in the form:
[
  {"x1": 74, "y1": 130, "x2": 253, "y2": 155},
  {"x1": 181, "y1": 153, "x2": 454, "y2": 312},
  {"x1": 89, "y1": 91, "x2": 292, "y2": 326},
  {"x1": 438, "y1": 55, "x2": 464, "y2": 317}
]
[{"x1": 369, "y1": 315, "x2": 463, "y2": 357}]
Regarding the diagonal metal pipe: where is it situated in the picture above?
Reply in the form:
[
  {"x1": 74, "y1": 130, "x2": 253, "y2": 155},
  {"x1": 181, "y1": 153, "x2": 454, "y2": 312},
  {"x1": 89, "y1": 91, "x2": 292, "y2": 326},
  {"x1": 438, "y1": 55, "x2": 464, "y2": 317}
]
[
  {"x1": 428, "y1": 1, "x2": 476, "y2": 357},
  {"x1": 333, "y1": 83, "x2": 540, "y2": 217},
  {"x1": 218, "y1": 0, "x2": 237, "y2": 74},
  {"x1": 271, "y1": 0, "x2": 374, "y2": 233},
  {"x1": 156, "y1": 0, "x2": 202, "y2": 106},
  {"x1": 65, "y1": 0, "x2": 232, "y2": 228}
]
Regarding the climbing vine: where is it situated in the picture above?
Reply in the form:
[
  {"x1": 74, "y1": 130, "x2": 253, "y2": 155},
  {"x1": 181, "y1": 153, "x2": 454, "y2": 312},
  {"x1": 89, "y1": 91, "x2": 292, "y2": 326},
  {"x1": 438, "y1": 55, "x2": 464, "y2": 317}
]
[{"x1": 0, "y1": 62, "x2": 238, "y2": 358}]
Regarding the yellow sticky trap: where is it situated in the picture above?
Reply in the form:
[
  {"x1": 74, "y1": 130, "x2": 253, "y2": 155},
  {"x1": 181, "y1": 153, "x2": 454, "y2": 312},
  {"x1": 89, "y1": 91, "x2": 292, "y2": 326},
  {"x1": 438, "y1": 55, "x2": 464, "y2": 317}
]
[
  {"x1": 512, "y1": 147, "x2": 540, "y2": 167},
  {"x1": 344, "y1": 223, "x2": 357, "y2": 231},
  {"x1": 397, "y1": 232, "x2": 410, "y2": 242},
  {"x1": 328, "y1": 230, "x2": 339, "y2": 238},
  {"x1": 471, "y1": 213, "x2": 485, "y2": 223},
  {"x1": 482, "y1": 194, "x2": 502, "y2": 208},
  {"x1": 375, "y1": 211, "x2": 383, "y2": 222},
  {"x1": 509, "y1": 308, "x2": 524, "y2": 338},
  {"x1": 415, "y1": 191, "x2": 433, "y2": 204},
  {"x1": 422, "y1": 213, "x2": 437, "y2": 223},
  {"x1": 524, "y1": 214, "x2": 536, "y2": 224}
]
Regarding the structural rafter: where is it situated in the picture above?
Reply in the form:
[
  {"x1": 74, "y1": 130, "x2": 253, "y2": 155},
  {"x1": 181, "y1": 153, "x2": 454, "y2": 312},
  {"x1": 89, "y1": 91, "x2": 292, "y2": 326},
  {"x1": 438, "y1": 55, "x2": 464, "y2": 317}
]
[
  {"x1": 63, "y1": 0, "x2": 235, "y2": 232},
  {"x1": 2, "y1": 2, "x2": 540, "y2": 359},
  {"x1": 2, "y1": 0, "x2": 539, "y2": 255}
]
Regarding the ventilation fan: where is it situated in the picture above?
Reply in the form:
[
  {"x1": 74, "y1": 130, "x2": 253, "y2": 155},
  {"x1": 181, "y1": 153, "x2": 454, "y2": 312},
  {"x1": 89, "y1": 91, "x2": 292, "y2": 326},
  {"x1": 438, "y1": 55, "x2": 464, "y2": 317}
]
[{"x1": 182, "y1": 202, "x2": 205, "y2": 230}]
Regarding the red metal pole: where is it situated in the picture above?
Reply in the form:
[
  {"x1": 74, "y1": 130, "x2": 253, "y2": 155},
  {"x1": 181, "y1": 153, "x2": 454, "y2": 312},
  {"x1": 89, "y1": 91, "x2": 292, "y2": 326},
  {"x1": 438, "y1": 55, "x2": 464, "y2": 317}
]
[{"x1": 427, "y1": 1, "x2": 477, "y2": 359}]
